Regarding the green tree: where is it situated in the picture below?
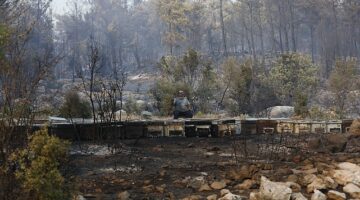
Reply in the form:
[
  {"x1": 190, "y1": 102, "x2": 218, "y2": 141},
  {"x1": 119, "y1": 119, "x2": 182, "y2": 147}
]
[
  {"x1": 268, "y1": 53, "x2": 319, "y2": 116},
  {"x1": 221, "y1": 58, "x2": 253, "y2": 115},
  {"x1": 124, "y1": 96, "x2": 142, "y2": 116},
  {"x1": 328, "y1": 58, "x2": 358, "y2": 118},
  {"x1": 151, "y1": 49, "x2": 217, "y2": 115},
  {"x1": 150, "y1": 79, "x2": 191, "y2": 115},
  {"x1": 59, "y1": 91, "x2": 91, "y2": 119},
  {"x1": 157, "y1": 0, "x2": 189, "y2": 55},
  {"x1": 11, "y1": 129, "x2": 71, "y2": 200},
  {"x1": 195, "y1": 63, "x2": 218, "y2": 113}
]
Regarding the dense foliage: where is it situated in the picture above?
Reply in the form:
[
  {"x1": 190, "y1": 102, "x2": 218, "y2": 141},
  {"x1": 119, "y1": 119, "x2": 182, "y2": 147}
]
[
  {"x1": 59, "y1": 91, "x2": 91, "y2": 119},
  {"x1": 11, "y1": 129, "x2": 71, "y2": 200}
]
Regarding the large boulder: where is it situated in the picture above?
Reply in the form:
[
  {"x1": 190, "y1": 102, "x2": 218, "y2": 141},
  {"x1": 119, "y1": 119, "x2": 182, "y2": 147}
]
[
  {"x1": 267, "y1": 106, "x2": 294, "y2": 118},
  {"x1": 258, "y1": 176, "x2": 292, "y2": 200}
]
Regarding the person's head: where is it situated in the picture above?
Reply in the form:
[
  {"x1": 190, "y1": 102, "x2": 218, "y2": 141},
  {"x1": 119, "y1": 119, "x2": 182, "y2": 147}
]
[{"x1": 177, "y1": 90, "x2": 185, "y2": 97}]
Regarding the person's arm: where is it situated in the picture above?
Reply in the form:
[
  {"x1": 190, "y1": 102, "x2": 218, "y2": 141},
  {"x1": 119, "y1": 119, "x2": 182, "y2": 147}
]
[{"x1": 185, "y1": 98, "x2": 191, "y2": 110}]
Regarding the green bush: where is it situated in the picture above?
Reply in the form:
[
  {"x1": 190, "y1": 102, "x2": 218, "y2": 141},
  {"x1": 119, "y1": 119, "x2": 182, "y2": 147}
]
[
  {"x1": 150, "y1": 79, "x2": 191, "y2": 115},
  {"x1": 124, "y1": 96, "x2": 142, "y2": 116},
  {"x1": 11, "y1": 128, "x2": 71, "y2": 200},
  {"x1": 59, "y1": 91, "x2": 91, "y2": 119},
  {"x1": 151, "y1": 49, "x2": 217, "y2": 115}
]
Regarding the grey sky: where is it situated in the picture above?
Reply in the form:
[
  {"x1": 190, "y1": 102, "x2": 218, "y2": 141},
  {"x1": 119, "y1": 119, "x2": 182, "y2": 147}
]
[{"x1": 51, "y1": 0, "x2": 68, "y2": 14}]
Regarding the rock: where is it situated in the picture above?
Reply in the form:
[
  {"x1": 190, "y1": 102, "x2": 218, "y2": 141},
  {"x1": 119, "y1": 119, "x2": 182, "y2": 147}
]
[
  {"x1": 331, "y1": 169, "x2": 360, "y2": 186},
  {"x1": 327, "y1": 190, "x2": 346, "y2": 200},
  {"x1": 188, "y1": 176, "x2": 206, "y2": 190},
  {"x1": 182, "y1": 195, "x2": 203, "y2": 200},
  {"x1": 291, "y1": 193, "x2": 307, "y2": 200},
  {"x1": 249, "y1": 192, "x2": 260, "y2": 200},
  {"x1": 155, "y1": 185, "x2": 166, "y2": 193},
  {"x1": 210, "y1": 180, "x2": 226, "y2": 190},
  {"x1": 141, "y1": 111, "x2": 152, "y2": 119},
  {"x1": 307, "y1": 177, "x2": 327, "y2": 193},
  {"x1": 285, "y1": 182, "x2": 301, "y2": 192},
  {"x1": 152, "y1": 146, "x2": 163, "y2": 152},
  {"x1": 159, "y1": 169, "x2": 166, "y2": 177},
  {"x1": 234, "y1": 179, "x2": 256, "y2": 190},
  {"x1": 292, "y1": 168, "x2": 317, "y2": 174},
  {"x1": 219, "y1": 192, "x2": 242, "y2": 200},
  {"x1": 187, "y1": 143, "x2": 195, "y2": 148},
  {"x1": 259, "y1": 176, "x2": 292, "y2": 200},
  {"x1": 316, "y1": 162, "x2": 335, "y2": 172},
  {"x1": 167, "y1": 192, "x2": 176, "y2": 200},
  {"x1": 343, "y1": 183, "x2": 360, "y2": 199},
  {"x1": 220, "y1": 189, "x2": 231, "y2": 196},
  {"x1": 142, "y1": 185, "x2": 154, "y2": 193},
  {"x1": 200, "y1": 172, "x2": 208, "y2": 176},
  {"x1": 76, "y1": 195, "x2": 86, "y2": 200},
  {"x1": 338, "y1": 162, "x2": 360, "y2": 173},
  {"x1": 311, "y1": 189, "x2": 326, "y2": 200},
  {"x1": 332, "y1": 170, "x2": 353, "y2": 185},
  {"x1": 143, "y1": 180, "x2": 151, "y2": 185},
  {"x1": 301, "y1": 174, "x2": 317, "y2": 186},
  {"x1": 268, "y1": 106, "x2": 294, "y2": 118},
  {"x1": 227, "y1": 165, "x2": 258, "y2": 181},
  {"x1": 117, "y1": 191, "x2": 130, "y2": 200},
  {"x1": 206, "y1": 194, "x2": 217, "y2": 200},
  {"x1": 323, "y1": 176, "x2": 338, "y2": 189},
  {"x1": 287, "y1": 174, "x2": 298, "y2": 183},
  {"x1": 199, "y1": 183, "x2": 212, "y2": 192}
]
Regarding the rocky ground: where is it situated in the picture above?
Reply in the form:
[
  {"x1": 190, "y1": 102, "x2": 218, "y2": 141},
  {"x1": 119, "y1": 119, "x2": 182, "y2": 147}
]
[{"x1": 69, "y1": 135, "x2": 360, "y2": 200}]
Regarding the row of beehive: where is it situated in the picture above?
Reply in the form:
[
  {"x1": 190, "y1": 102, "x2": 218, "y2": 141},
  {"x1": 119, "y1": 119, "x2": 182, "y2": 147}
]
[
  {"x1": 240, "y1": 119, "x2": 353, "y2": 135},
  {"x1": 42, "y1": 118, "x2": 354, "y2": 141}
]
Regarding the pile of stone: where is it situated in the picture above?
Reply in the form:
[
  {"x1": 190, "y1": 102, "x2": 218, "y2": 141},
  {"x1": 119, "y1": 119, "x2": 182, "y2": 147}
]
[{"x1": 249, "y1": 162, "x2": 360, "y2": 200}]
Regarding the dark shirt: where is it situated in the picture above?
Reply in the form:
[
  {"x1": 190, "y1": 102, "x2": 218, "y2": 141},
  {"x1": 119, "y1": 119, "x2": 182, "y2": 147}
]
[{"x1": 174, "y1": 97, "x2": 191, "y2": 112}]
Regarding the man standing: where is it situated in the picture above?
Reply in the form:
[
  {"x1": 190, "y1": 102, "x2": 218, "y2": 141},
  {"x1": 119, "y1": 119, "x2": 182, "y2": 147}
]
[{"x1": 173, "y1": 90, "x2": 193, "y2": 119}]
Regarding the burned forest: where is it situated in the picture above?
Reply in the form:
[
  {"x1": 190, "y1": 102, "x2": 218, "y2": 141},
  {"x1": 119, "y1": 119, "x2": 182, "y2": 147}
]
[{"x1": 1, "y1": 0, "x2": 360, "y2": 200}]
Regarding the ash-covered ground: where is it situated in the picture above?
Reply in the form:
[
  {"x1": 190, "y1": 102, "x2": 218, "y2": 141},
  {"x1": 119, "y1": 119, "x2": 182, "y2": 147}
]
[{"x1": 68, "y1": 135, "x2": 360, "y2": 200}]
